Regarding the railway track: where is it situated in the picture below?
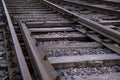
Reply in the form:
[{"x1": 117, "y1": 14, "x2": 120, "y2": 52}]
[
  {"x1": 90, "y1": 0, "x2": 120, "y2": 5},
  {"x1": 0, "y1": 0, "x2": 120, "y2": 80},
  {"x1": 49, "y1": 0, "x2": 120, "y2": 16},
  {"x1": 1, "y1": 0, "x2": 32, "y2": 80},
  {"x1": 106, "y1": 0, "x2": 120, "y2": 2},
  {"x1": 48, "y1": 0, "x2": 120, "y2": 32}
]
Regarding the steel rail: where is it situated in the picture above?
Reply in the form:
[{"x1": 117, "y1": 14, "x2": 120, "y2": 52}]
[
  {"x1": 100, "y1": 0, "x2": 120, "y2": 6},
  {"x1": 1, "y1": 0, "x2": 32, "y2": 80},
  {"x1": 51, "y1": 0, "x2": 120, "y2": 16},
  {"x1": 103, "y1": 0, "x2": 120, "y2": 3},
  {"x1": 72, "y1": 0, "x2": 120, "y2": 6},
  {"x1": 74, "y1": 0, "x2": 120, "y2": 5},
  {"x1": 39, "y1": 0, "x2": 120, "y2": 44},
  {"x1": 19, "y1": 21, "x2": 59, "y2": 80}
]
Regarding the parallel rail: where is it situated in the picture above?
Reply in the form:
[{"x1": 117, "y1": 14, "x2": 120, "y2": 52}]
[
  {"x1": 39, "y1": 0, "x2": 120, "y2": 44},
  {"x1": 1, "y1": 0, "x2": 32, "y2": 80},
  {"x1": 19, "y1": 21, "x2": 59, "y2": 80},
  {"x1": 49, "y1": 0, "x2": 120, "y2": 16},
  {"x1": 86, "y1": 0, "x2": 120, "y2": 6}
]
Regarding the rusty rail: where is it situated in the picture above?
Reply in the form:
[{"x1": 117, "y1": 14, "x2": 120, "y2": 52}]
[
  {"x1": 1, "y1": 0, "x2": 32, "y2": 80},
  {"x1": 39, "y1": 0, "x2": 120, "y2": 44},
  {"x1": 19, "y1": 21, "x2": 59, "y2": 80}
]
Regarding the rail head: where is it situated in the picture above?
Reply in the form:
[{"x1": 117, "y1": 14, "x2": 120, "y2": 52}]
[
  {"x1": 1, "y1": 0, "x2": 32, "y2": 80},
  {"x1": 19, "y1": 21, "x2": 59, "y2": 80}
]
